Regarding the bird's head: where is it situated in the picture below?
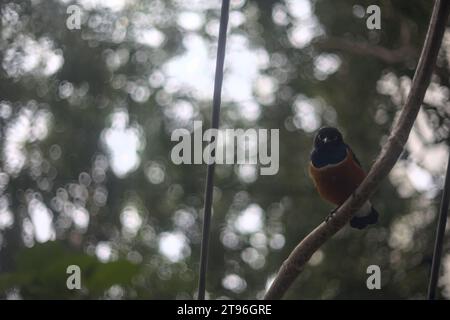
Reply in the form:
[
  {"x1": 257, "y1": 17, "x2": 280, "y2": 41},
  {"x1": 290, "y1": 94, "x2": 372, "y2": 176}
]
[{"x1": 314, "y1": 126, "x2": 344, "y2": 149}]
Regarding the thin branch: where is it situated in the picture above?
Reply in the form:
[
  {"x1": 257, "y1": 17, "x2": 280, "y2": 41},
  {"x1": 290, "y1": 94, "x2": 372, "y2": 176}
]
[
  {"x1": 264, "y1": 0, "x2": 450, "y2": 300},
  {"x1": 427, "y1": 150, "x2": 450, "y2": 299},
  {"x1": 315, "y1": 37, "x2": 416, "y2": 64},
  {"x1": 315, "y1": 16, "x2": 416, "y2": 64}
]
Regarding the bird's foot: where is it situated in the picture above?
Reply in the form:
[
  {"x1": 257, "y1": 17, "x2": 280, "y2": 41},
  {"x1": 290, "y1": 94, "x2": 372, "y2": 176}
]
[{"x1": 325, "y1": 206, "x2": 340, "y2": 223}]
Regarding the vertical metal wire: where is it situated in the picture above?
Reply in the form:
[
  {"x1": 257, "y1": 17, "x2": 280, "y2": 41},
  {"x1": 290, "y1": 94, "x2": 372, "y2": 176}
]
[
  {"x1": 427, "y1": 149, "x2": 450, "y2": 299},
  {"x1": 197, "y1": 0, "x2": 230, "y2": 300}
]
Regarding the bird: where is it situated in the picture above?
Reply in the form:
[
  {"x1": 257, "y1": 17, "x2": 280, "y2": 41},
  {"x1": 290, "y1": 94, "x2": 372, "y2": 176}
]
[{"x1": 309, "y1": 127, "x2": 378, "y2": 229}]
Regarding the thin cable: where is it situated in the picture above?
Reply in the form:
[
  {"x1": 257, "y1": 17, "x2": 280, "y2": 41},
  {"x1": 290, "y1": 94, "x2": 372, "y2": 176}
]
[
  {"x1": 197, "y1": 0, "x2": 230, "y2": 300},
  {"x1": 427, "y1": 148, "x2": 450, "y2": 299}
]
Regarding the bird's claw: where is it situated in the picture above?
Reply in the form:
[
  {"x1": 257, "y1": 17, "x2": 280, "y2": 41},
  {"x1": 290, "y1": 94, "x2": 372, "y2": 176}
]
[{"x1": 325, "y1": 207, "x2": 339, "y2": 223}]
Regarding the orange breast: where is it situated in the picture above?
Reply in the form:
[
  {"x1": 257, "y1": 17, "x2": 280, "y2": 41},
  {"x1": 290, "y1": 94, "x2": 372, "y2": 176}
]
[{"x1": 309, "y1": 149, "x2": 366, "y2": 205}]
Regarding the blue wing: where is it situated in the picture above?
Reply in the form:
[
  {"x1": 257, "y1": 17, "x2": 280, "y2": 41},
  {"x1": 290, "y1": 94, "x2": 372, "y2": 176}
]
[{"x1": 346, "y1": 144, "x2": 362, "y2": 168}]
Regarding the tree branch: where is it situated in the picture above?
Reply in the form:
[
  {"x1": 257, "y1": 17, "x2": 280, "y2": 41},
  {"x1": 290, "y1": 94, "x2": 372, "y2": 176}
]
[
  {"x1": 315, "y1": 36, "x2": 416, "y2": 64},
  {"x1": 264, "y1": 0, "x2": 450, "y2": 300},
  {"x1": 315, "y1": 18, "x2": 417, "y2": 64}
]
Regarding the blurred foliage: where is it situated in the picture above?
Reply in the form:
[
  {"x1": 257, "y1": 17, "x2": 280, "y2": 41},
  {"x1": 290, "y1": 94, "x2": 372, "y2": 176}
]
[
  {"x1": 0, "y1": 0, "x2": 449, "y2": 300},
  {"x1": 0, "y1": 241, "x2": 139, "y2": 298}
]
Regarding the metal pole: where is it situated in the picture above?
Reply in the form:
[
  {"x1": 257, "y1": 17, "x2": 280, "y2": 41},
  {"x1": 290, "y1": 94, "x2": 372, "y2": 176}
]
[{"x1": 197, "y1": 0, "x2": 230, "y2": 300}]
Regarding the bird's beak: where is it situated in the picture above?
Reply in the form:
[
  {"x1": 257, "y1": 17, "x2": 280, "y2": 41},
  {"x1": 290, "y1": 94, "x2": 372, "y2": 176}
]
[{"x1": 322, "y1": 137, "x2": 329, "y2": 144}]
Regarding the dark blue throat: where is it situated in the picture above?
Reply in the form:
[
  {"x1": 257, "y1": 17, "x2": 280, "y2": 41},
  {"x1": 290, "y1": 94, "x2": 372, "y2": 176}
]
[{"x1": 311, "y1": 143, "x2": 347, "y2": 168}]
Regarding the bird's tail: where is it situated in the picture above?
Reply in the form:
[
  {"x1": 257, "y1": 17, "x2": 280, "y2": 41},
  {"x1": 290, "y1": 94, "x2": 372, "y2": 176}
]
[{"x1": 350, "y1": 204, "x2": 379, "y2": 230}]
